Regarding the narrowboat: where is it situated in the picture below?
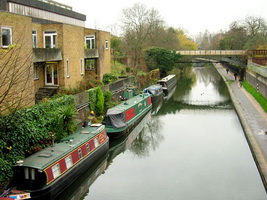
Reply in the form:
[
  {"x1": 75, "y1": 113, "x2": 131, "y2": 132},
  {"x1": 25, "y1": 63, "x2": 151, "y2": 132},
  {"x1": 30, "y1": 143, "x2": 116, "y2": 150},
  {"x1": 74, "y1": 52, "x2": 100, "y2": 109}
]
[
  {"x1": 6, "y1": 124, "x2": 109, "y2": 200},
  {"x1": 102, "y1": 93, "x2": 152, "y2": 139},
  {"x1": 157, "y1": 74, "x2": 177, "y2": 95},
  {"x1": 143, "y1": 84, "x2": 163, "y2": 104}
]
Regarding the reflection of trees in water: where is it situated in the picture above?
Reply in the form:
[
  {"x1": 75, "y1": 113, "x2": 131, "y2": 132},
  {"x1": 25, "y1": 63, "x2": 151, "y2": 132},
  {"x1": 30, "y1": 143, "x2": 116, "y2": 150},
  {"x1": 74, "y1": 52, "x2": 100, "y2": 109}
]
[{"x1": 129, "y1": 116, "x2": 164, "y2": 157}]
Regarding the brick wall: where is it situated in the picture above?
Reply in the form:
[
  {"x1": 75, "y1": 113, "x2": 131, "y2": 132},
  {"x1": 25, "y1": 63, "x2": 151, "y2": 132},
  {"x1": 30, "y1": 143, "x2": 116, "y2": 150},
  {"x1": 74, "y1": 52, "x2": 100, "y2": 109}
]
[{"x1": 0, "y1": 12, "x2": 35, "y2": 112}]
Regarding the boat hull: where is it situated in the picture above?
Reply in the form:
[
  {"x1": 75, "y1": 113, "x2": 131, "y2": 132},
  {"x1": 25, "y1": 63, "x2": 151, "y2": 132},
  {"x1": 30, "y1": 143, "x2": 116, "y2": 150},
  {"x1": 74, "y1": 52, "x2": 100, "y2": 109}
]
[{"x1": 22, "y1": 140, "x2": 109, "y2": 200}]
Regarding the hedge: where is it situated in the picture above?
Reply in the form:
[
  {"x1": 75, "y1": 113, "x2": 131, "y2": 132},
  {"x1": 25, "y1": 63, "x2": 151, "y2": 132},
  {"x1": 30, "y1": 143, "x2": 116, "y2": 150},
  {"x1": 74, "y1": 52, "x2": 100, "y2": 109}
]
[{"x1": 0, "y1": 95, "x2": 76, "y2": 184}]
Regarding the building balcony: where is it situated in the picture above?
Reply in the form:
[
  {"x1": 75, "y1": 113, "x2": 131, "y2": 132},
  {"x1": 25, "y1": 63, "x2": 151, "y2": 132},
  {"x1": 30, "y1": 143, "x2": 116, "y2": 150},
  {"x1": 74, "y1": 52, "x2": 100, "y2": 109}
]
[
  {"x1": 84, "y1": 48, "x2": 99, "y2": 58},
  {"x1": 33, "y1": 48, "x2": 62, "y2": 62}
]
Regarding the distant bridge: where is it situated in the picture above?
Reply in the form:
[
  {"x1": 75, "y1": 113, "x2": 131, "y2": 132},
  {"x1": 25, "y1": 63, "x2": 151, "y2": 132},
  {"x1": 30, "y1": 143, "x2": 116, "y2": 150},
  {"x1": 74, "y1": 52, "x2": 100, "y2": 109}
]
[{"x1": 176, "y1": 50, "x2": 267, "y2": 56}]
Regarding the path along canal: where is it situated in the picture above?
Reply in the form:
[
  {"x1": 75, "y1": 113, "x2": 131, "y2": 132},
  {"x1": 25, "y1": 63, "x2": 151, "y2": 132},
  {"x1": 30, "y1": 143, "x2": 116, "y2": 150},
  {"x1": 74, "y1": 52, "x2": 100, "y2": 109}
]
[{"x1": 56, "y1": 64, "x2": 267, "y2": 200}]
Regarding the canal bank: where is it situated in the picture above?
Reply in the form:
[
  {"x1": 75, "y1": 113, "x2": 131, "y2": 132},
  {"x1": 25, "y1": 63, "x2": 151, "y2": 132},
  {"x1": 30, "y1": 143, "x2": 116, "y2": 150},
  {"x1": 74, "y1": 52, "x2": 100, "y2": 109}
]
[{"x1": 213, "y1": 63, "x2": 267, "y2": 190}]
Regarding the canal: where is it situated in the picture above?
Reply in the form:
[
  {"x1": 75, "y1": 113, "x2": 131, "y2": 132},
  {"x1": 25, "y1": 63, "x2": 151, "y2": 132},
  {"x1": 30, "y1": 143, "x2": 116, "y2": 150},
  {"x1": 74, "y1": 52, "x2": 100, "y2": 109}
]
[{"x1": 56, "y1": 64, "x2": 267, "y2": 200}]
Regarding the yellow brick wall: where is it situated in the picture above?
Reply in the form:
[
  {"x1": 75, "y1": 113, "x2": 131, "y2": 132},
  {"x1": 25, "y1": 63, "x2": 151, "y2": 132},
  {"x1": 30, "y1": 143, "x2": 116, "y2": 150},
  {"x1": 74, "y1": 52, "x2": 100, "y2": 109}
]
[
  {"x1": 0, "y1": 12, "x2": 35, "y2": 112},
  {"x1": 63, "y1": 24, "x2": 84, "y2": 88}
]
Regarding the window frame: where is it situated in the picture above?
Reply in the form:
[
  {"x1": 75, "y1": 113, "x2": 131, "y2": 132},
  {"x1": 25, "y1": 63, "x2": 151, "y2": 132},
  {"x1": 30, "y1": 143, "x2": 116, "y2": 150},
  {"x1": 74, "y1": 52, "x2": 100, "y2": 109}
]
[
  {"x1": 80, "y1": 58, "x2": 84, "y2": 75},
  {"x1": 51, "y1": 164, "x2": 61, "y2": 179},
  {"x1": 85, "y1": 35, "x2": 95, "y2": 49},
  {"x1": 1, "y1": 26, "x2": 12, "y2": 48},
  {"x1": 66, "y1": 59, "x2": 70, "y2": 78},
  {"x1": 44, "y1": 30, "x2": 57, "y2": 48},
  {"x1": 34, "y1": 63, "x2": 39, "y2": 80},
  {"x1": 32, "y1": 30, "x2": 37, "y2": 48},
  {"x1": 105, "y1": 39, "x2": 109, "y2": 49}
]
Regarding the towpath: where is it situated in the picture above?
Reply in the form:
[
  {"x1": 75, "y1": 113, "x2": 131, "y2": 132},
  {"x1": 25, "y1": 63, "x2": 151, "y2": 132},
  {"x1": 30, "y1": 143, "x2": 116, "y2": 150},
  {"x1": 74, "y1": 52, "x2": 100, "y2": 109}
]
[{"x1": 213, "y1": 63, "x2": 267, "y2": 189}]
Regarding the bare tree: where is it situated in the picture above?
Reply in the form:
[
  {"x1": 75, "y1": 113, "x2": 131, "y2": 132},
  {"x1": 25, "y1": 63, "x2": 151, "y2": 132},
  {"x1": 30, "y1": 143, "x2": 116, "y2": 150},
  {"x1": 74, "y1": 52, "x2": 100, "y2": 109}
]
[
  {"x1": 0, "y1": 26, "x2": 34, "y2": 114},
  {"x1": 121, "y1": 3, "x2": 165, "y2": 73}
]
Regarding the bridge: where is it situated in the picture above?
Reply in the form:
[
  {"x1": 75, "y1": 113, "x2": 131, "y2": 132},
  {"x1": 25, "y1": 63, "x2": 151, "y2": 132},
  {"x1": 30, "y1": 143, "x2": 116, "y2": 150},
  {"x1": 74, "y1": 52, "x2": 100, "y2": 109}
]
[{"x1": 176, "y1": 50, "x2": 267, "y2": 56}]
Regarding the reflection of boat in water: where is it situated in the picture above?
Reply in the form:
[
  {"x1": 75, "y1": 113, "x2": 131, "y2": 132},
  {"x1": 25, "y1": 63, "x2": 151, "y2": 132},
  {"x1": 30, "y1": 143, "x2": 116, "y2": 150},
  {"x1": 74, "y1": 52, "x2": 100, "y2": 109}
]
[
  {"x1": 102, "y1": 93, "x2": 152, "y2": 139},
  {"x1": 157, "y1": 74, "x2": 177, "y2": 96},
  {"x1": 151, "y1": 96, "x2": 163, "y2": 115},
  {"x1": 143, "y1": 84, "x2": 163, "y2": 104},
  {"x1": 54, "y1": 153, "x2": 108, "y2": 200},
  {"x1": 6, "y1": 124, "x2": 109, "y2": 200},
  {"x1": 107, "y1": 111, "x2": 152, "y2": 165}
]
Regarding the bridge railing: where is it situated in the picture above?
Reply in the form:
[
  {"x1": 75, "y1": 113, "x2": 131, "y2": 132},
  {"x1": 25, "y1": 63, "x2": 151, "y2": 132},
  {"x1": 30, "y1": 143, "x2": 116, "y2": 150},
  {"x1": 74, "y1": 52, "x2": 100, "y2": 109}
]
[{"x1": 176, "y1": 50, "x2": 247, "y2": 55}]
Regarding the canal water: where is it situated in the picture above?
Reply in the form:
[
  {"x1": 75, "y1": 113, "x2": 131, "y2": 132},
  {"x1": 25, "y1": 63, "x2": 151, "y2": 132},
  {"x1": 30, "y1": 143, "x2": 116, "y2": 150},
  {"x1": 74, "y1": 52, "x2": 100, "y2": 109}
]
[{"x1": 56, "y1": 64, "x2": 267, "y2": 200}]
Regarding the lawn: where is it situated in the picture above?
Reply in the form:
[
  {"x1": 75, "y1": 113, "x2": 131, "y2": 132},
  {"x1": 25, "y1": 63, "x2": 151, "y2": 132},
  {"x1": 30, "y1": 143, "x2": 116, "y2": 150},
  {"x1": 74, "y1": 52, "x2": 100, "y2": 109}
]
[{"x1": 242, "y1": 80, "x2": 267, "y2": 112}]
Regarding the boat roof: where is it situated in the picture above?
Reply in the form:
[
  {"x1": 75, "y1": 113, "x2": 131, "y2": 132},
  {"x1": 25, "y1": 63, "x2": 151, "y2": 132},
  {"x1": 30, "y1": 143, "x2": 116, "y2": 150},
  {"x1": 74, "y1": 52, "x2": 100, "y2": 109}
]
[
  {"x1": 17, "y1": 125, "x2": 105, "y2": 169},
  {"x1": 107, "y1": 93, "x2": 150, "y2": 116},
  {"x1": 158, "y1": 74, "x2": 176, "y2": 82}
]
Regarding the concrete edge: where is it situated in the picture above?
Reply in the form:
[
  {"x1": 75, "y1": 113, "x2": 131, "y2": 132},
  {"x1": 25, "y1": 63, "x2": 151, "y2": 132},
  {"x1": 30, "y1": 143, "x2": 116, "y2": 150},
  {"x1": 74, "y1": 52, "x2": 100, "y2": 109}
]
[{"x1": 214, "y1": 64, "x2": 267, "y2": 190}]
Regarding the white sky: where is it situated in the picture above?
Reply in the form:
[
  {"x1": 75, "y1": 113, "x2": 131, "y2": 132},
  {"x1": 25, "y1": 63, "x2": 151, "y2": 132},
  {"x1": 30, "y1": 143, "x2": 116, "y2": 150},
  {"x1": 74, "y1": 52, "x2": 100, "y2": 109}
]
[{"x1": 57, "y1": 0, "x2": 267, "y2": 36}]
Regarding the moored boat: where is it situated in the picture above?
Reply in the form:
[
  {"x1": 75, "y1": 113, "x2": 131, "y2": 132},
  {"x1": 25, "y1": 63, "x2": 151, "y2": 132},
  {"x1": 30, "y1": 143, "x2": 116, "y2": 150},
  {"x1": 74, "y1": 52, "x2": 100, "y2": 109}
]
[
  {"x1": 143, "y1": 84, "x2": 163, "y2": 104},
  {"x1": 157, "y1": 74, "x2": 177, "y2": 95},
  {"x1": 102, "y1": 93, "x2": 152, "y2": 139},
  {"x1": 6, "y1": 124, "x2": 109, "y2": 200}
]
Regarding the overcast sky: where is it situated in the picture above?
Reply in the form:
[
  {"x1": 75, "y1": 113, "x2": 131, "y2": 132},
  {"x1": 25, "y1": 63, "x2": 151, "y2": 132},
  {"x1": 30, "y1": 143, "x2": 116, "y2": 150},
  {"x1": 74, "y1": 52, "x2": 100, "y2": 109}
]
[{"x1": 57, "y1": 0, "x2": 267, "y2": 36}]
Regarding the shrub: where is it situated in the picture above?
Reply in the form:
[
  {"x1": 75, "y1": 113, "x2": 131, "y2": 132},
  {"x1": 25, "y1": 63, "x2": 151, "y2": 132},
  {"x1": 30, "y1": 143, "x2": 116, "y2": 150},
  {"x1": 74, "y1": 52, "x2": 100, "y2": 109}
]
[
  {"x1": 0, "y1": 95, "x2": 76, "y2": 184},
  {"x1": 96, "y1": 87, "x2": 104, "y2": 115},
  {"x1": 102, "y1": 73, "x2": 118, "y2": 85}
]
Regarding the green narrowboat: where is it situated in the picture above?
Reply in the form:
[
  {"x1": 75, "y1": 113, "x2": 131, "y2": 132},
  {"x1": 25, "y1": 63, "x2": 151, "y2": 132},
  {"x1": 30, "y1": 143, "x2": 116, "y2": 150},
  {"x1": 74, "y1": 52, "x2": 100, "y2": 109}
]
[{"x1": 102, "y1": 93, "x2": 152, "y2": 139}]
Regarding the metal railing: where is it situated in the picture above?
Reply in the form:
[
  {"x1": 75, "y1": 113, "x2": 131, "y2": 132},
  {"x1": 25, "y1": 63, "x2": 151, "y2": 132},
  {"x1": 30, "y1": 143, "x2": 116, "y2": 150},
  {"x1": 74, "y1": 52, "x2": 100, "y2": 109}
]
[{"x1": 176, "y1": 50, "x2": 246, "y2": 56}]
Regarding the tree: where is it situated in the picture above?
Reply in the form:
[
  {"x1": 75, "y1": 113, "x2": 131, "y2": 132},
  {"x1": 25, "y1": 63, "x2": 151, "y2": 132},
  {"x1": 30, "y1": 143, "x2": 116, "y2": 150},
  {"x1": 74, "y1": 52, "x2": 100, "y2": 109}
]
[
  {"x1": 145, "y1": 47, "x2": 181, "y2": 77},
  {"x1": 176, "y1": 29, "x2": 198, "y2": 50},
  {"x1": 121, "y1": 3, "x2": 165, "y2": 73},
  {"x1": 219, "y1": 22, "x2": 248, "y2": 50}
]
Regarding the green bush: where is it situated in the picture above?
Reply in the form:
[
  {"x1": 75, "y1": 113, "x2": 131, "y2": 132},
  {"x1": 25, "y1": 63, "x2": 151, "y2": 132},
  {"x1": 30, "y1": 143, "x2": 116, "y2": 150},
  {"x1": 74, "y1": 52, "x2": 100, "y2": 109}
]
[
  {"x1": 96, "y1": 87, "x2": 104, "y2": 115},
  {"x1": 102, "y1": 73, "x2": 118, "y2": 85},
  {"x1": 0, "y1": 95, "x2": 76, "y2": 184}
]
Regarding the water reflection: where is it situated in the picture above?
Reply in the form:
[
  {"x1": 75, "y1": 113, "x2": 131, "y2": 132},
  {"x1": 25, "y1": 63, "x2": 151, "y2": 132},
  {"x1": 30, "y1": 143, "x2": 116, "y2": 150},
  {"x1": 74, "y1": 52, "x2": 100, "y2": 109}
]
[
  {"x1": 55, "y1": 153, "x2": 108, "y2": 200},
  {"x1": 174, "y1": 65, "x2": 230, "y2": 106}
]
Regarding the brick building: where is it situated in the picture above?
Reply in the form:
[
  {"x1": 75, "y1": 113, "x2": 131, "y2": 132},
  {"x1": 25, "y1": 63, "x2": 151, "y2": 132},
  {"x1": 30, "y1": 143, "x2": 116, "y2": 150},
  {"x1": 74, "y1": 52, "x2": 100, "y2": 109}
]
[{"x1": 0, "y1": 0, "x2": 110, "y2": 111}]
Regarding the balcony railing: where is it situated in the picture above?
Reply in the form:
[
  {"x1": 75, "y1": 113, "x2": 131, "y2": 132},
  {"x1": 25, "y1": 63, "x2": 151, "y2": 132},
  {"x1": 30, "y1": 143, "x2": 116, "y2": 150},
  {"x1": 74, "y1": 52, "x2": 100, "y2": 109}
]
[
  {"x1": 33, "y1": 48, "x2": 62, "y2": 62},
  {"x1": 84, "y1": 48, "x2": 99, "y2": 58}
]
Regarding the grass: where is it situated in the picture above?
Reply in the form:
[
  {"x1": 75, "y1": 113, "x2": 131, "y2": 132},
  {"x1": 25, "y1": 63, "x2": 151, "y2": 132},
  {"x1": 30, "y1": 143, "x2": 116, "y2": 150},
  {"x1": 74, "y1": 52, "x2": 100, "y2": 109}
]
[{"x1": 242, "y1": 80, "x2": 267, "y2": 112}]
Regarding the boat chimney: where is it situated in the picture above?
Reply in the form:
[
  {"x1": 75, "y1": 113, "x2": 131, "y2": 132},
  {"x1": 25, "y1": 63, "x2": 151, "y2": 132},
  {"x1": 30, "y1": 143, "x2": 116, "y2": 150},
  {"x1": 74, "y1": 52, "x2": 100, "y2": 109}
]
[
  {"x1": 16, "y1": 160, "x2": 24, "y2": 166},
  {"x1": 50, "y1": 132, "x2": 55, "y2": 147}
]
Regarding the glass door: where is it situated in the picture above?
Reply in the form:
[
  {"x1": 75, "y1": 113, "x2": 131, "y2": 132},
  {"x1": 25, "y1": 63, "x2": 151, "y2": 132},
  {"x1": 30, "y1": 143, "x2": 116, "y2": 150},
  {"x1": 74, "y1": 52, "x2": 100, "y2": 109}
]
[{"x1": 45, "y1": 64, "x2": 58, "y2": 86}]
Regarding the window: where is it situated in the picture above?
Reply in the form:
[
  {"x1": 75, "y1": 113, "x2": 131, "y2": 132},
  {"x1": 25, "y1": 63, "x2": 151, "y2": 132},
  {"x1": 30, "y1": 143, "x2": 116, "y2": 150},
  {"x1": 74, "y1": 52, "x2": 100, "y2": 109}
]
[
  {"x1": 66, "y1": 59, "x2": 70, "y2": 77},
  {"x1": 86, "y1": 143, "x2": 90, "y2": 153},
  {"x1": 85, "y1": 59, "x2": 96, "y2": 70},
  {"x1": 65, "y1": 155, "x2": 73, "y2": 169},
  {"x1": 34, "y1": 64, "x2": 39, "y2": 80},
  {"x1": 51, "y1": 164, "x2": 61, "y2": 179},
  {"x1": 32, "y1": 30, "x2": 37, "y2": 48},
  {"x1": 105, "y1": 39, "x2": 108, "y2": 49},
  {"x1": 94, "y1": 138, "x2": 99, "y2": 148},
  {"x1": 85, "y1": 35, "x2": 95, "y2": 49},
  {"x1": 44, "y1": 31, "x2": 57, "y2": 48},
  {"x1": 80, "y1": 58, "x2": 84, "y2": 75},
  {"x1": 1, "y1": 26, "x2": 12, "y2": 48},
  {"x1": 78, "y1": 149, "x2": 82, "y2": 159},
  {"x1": 31, "y1": 168, "x2": 35, "y2": 180},
  {"x1": 24, "y1": 167, "x2": 29, "y2": 179}
]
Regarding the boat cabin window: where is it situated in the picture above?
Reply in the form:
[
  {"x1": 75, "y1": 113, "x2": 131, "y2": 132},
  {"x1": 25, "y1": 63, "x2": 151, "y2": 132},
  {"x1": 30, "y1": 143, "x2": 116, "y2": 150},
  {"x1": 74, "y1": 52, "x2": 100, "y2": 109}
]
[
  {"x1": 24, "y1": 167, "x2": 29, "y2": 179},
  {"x1": 31, "y1": 168, "x2": 35, "y2": 180},
  {"x1": 86, "y1": 143, "x2": 90, "y2": 153},
  {"x1": 65, "y1": 155, "x2": 73, "y2": 169},
  {"x1": 78, "y1": 149, "x2": 82, "y2": 159},
  {"x1": 94, "y1": 138, "x2": 99, "y2": 148},
  {"x1": 102, "y1": 117, "x2": 111, "y2": 125},
  {"x1": 52, "y1": 164, "x2": 61, "y2": 179}
]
